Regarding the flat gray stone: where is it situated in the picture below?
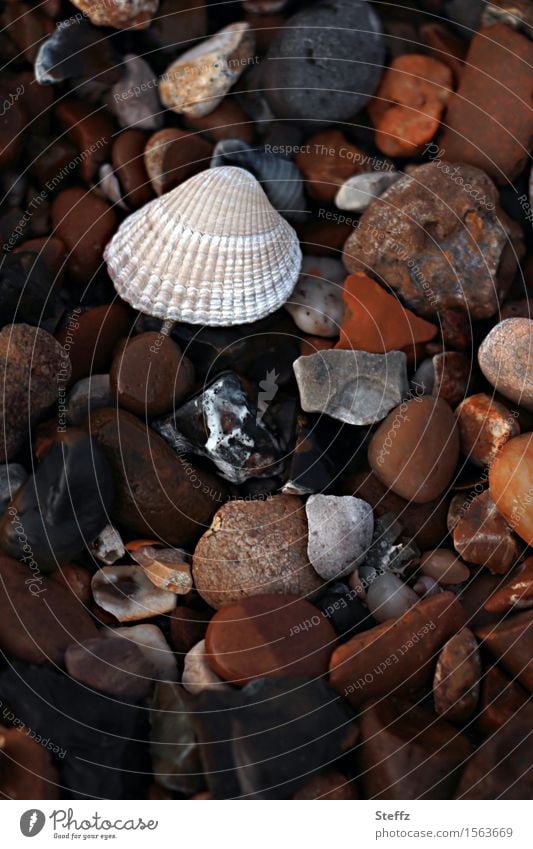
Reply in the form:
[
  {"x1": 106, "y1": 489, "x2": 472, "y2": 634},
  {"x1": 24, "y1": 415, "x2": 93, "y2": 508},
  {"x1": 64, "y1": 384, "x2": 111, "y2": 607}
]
[
  {"x1": 306, "y1": 495, "x2": 374, "y2": 580},
  {"x1": 293, "y1": 349, "x2": 408, "y2": 426}
]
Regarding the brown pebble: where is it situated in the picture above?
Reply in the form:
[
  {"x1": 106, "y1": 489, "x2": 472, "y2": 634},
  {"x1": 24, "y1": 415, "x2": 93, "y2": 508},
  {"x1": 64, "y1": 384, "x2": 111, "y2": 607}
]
[
  {"x1": 169, "y1": 606, "x2": 210, "y2": 659},
  {"x1": 489, "y1": 433, "x2": 533, "y2": 545},
  {"x1": 368, "y1": 396, "x2": 460, "y2": 504},
  {"x1": 56, "y1": 303, "x2": 132, "y2": 385},
  {"x1": 329, "y1": 592, "x2": 467, "y2": 707},
  {"x1": 477, "y1": 610, "x2": 533, "y2": 693},
  {"x1": 431, "y1": 351, "x2": 470, "y2": 408},
  {"x1": 65, "y1": 637, "x2": 156, "y2": 700},
  {"x1": 292, "y1": 770, "x2": 356, "y2": 800},
  {"x1": 51, "y1": 188, "x2": 118, "y2": 282},
  {"x1": 183, "y1": 99, "x2": 254, "y2": 143},
  {"x1": 453, "y1": 490, "x2": 520, "y2": 574},
  {"x1": 476, "y1": 665, "x2": 530, "y2": 736},
  {"x1": 294, "y1": 130, "x2": 366, "y2": 203},
  {"x1": 14, "y1": 236, "x2": 67, "y2": 288},
  {"x1": 478, "y1": 318, "x2": 533, "y2": 412},
  {"x1": 49, "y1": 563, "x2": 92, "y2": 603},
  {"x1": 205, "y1": 594, "x2": 336, "y2": 686},
  {"x1": 193, "y1": 495, "x2": 323, "y2": 609},
  {"x1": 420, "y1": 549, "x2": 470, "y2": 585},
  {"x1": 455, "y1": 393, "x2": 520, "y2": 467},
  {"x1": 0, "y1": 726, "x2": 59, "y2": 799},
  {"x1": 144, "y1": 128, "x2": 212, "y2": 196},
  {"x1": 484, "y1": 556, "x2": 533, "y2": 613},
  {"x1": 110, "y1": 331, "x2": 194, "y2": 417},
  {"x1": 55, "y1": 100, "x2": 113, "y2": 182},
  {"x1": 433, "y1": 628, "x2": 481, "y2": 722},
  {"x1": 112, "y1": 129, "x2": 154, "y2": 209}
]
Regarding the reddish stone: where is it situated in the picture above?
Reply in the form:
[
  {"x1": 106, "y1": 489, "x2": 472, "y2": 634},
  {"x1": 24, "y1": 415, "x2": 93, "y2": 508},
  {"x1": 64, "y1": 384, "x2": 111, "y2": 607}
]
[
  {"x1": 297, "y1": 218, "x2": 354, "y2": 257},
  {"x1": 455, "y1": 393, "x2": 520, "y2": 468},
  {"x1": 55, "y1": 100, "x2": 113, "y2": 182},
  {"x1": 0, "y1": 726, "x2": 59, "y2": 799},
  {"x1": 184, "y1": 99, "x2": 254, "y2": 143},
  {"x1": 293, "y1": 769, "x2": 356, "y2": 800},
  {"x1": 440, "y1": 24, "x2": 533, "y2": 183},
  {"x1": 329, "y1": 592, "x2": 467, "y2": 707},
  {"x1": 0, "y1": 554, "x2": 98, "y2": 666},
  {"x1": 335, "y1": 273, "x2": 437, "y2": 354},
  {"x1": 144, "y1": 128, "x2": 212, "y2": 196},
  {"x1": 430, "y1": 351, "x2": 470, "y2": 408},
  {"x1": 456, "y1": 703, "x2": 533, "y2": 799},
  {"x1": 433, "y1": 628, "x2": 481, "y2": 722},
  {"x1": 112, "y1": 130, "x2": 154, "y2": 209},
  {"x1": 299, "y1": 336, "x2": 336, "y2": 357},
  {"x1": 419, "y1": 23, "x2": 466, "y2": 82},
  {"x1": 368, "y1": 397, "x2": 460, "y2": 504},
  {"x1": 56, "y1": 303, "x2": 132, "y2": 385},
  {"x1": 476, "y1": 664, "x2": 530, "y2": 736},
  {"x1": 51, "y1": 188, "x2": 118, "y2": 283},
  {"x1": 369, "y1": 54, "x2": 452, "y2": 157},
  {"x1": 484, "y1": 556, "x2": 533, "y2": 614},
  {"x1": 49, "y1": 563, "x2": 92, "y2": 604},
  {"x1": 453, "y1": 490, "x2": 520, "y2": 574},
  {"x1": 205, "y1": 594, "x2": 337, "y2": 686},
  {"x1": 345, "y1": 469, "x2": 449, "y2": 550},
  {"x1": 294, "y1": 131, "x2": 366, "y2": 203},
  {"x1": 14, "y1": 236, "x2": 67, "y2": 289},
  {"x1": 3, "y1": 2, "x2": 53, "y2": 62},
  {"x1": 477, "y1": 610, "x2": 533, "y2": 692},
  {"x1": 489, "y1": 433, "x2": 533, "y2": 545},
  {"x1": 359, "y1": 699, "x2": 471, "y2": 799},
  {"x1": 457, "y1": 568, "x2": 502, "y2": 630}
]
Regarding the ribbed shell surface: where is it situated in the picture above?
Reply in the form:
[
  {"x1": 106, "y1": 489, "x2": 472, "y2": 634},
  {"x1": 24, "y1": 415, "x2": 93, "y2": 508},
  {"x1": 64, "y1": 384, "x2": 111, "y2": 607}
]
[{"x1": 104, "y1": 166, "x2": 302, "y2": 325}]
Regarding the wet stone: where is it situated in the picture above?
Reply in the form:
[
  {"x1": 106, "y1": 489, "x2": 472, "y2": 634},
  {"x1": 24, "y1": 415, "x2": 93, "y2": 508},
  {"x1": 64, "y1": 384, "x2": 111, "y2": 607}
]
[
  {"x1": 306, "y1": 495, "x2": 374, "y2": 580},
  {"x1": 0, "y1": 430, "x2": 114, "y2": 572},
  {"x1": 343, "y1": 162, "x2": 522, "y2": 320},
  {"x1": 359, "y1": 699, "x2": 471, "y2": 799},
  {"x1": 35, "y1": 19, "x2": 122, "y2": 86},
  {"x1": 111, "y1": 331, "x2": 195, "y2": 417},
  {"x1": 366, "y1": 573, "x2": 419, "y2": 624},
  {"x1": 284, "y1": 256, "x2": 345, "y2": 337},
  {"x1": 294, "y1": 131, "x2": 367, "y2": 203},
  {"x1": 455, "y1": 393, "x2": 520, "y2": 467},
  {"x1": 478, "y1": 318, "x2": 533, "y2": 412},
  {"x1": 329, "y1": 592, "x2": 467, "y2": 707},
  {"x1": 282, "y1": 413, "x2": 344, "y2": 496},
  {"x1": 453, "y1": 490, "x2": 520, "y2": 575},
  {"x1": 489, "y1": 433, "x2": 533, "y2": 546},
  {"x1": 420, "y1": 549, "x2": 470, "y2": 586},
  {"x1": 112, "y1": 130, "x2": 154, "y2": 210},
  {"x1": 294, "y1": 349, "x2": 409, "y2": 427},
  {"x1": 109, "y1": 54, "x2": 162, "y2": 131},
  {"x1": 181, "y1": 640, "x2": 230, "y2": 695},
  {"x1": 65, "y1": 637, "x2": 156, "y2": 701},
  {"x1": 205, "y1": 594, "x2": 337, "y2": 686},
  {"x1": 91, "y1": 565, "x2": 177, "y2": 623},
  {"x1": 171, "y1": 371, "x2": 282, "y2": 484},
  {"x1": 104, "y1": 624, "x2": 178, "y2": 682},
  {"x1": 66, "y1": 375, "x2": 113, "y2": 425},
  {"x1": 56, "y1": 304, "x2": 132, "y2": 385},
  {"x1": 476, "y1": 665, "x2": 530, "y2": 736},
  {"x1": 0, "y1": 252, "x2": 63, "y2": 331},
  {"x1": 51, "y1": 188, "x2": 118, "y2": 283},
  {"x1": 433, "y1": 628, "x2": 481, "y2": 722},
  {"x1": 0, "y1": 726, "x2": 59, "y2": 800},
  {"x1": 193, "y1": 494, "x2": 324, "y2": 609},
  {"x1": 484, "y1": 556, "x2": 533, "y2": 614},
  {"x1": 368, "y1": 396, "x2": 460, "y2": 504},
  {"x1": 0, "y1": 464, "x2": 27, "y2": 516},
  {"x1": 183, "y1": 99, "x2": 253, "y2": 144},
  {"x1": 0, "y1": 554, "x2": 98, "y2": 666},
  {"x1": 150, "y1": 682, "x2": 205, "y2": 795},
  {"x1": 144, "y1": 128, "x2": 212, "y2": 196},
  {"x1": 335, "y1": 171, "x2": 400, "y2": 213},
  {"x1": 0, "y1": 324, "x2": 70, "y2": 462},
  {"x1": 477, "y1": 610, "x2": 533, "y2": 693},
  {"x1": 14, "y1": 237, "x2": 67, "y2": 289},
  {"x1": 54, "y1": 100, "x2": 114, "y2": 182}
]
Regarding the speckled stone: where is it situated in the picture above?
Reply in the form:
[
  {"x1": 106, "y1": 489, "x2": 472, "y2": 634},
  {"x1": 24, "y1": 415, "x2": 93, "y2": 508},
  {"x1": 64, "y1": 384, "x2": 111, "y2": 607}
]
[
  {"x1": 294, "y1": 349, "x2": 409, "y2": 426},
  {"x1": 453, "y1": 490, "x2": 520, "y2": 574},
  {"x1": 484, "y1": 556, "x2": 533, "y2": 614},
  {"x1": 433, "y1": 628, "x2": 481, "y2": 722},
  {"x1": 284, "y1": 257, "x2": 345, "y2": 337},
  {"x1": 306, "y1": 495, "x2": 374, "y2": 580},
  {"x1": 193, "y1": 495, "x2": 323, "y2": 609},
  {"x1": 489, "y1": 433, "x2": 533, "y2": 545},
  {"x1": 455, "y1": 393, "x2": 520, "y2": 467},
  {"x1": 478, "y1": 319, "x2": 533, "y2": 412}
]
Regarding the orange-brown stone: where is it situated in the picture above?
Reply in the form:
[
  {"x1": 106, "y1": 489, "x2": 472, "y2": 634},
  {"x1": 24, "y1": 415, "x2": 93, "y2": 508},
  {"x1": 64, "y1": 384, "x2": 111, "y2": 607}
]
[{"x1": 489, "y1": 433, "x2": 533, "y2": 545}]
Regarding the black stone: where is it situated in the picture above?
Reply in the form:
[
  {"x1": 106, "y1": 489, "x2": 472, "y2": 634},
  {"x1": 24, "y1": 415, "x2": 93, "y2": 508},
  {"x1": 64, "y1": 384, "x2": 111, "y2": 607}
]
[
  {"x1": 316, "y1": 582, "x2": 376, "y2": 642},
  {"x1": 0, "y1": 252, "x2": 63, "y2": 331},
  {"x1": 0, "y1": 429, "x2": 114, "y2": 572},
  {"x1": 35, "y1": 19, "x2": 122, "y2": 86},
  {"x1": 0, "y1": 463, "x2": 27, "y2": 517}
]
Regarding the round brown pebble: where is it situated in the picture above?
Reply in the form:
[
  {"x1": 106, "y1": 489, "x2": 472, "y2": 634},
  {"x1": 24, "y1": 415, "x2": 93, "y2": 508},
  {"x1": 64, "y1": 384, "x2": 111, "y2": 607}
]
[
  {"x1": 455, "y1": 393, "x2": 520, "y2": 467},
  {"x1": 65, "y1": 637, "x2": 156, "y2": 700},
  {"x1": 368, "y1": 396, "x2": 460, "y2": 504},
  {"x1": 453, "y1": 490, "x2": 520, "y2": 574},
  {"x1": 192, "y1": 495, "x2": 324, "y2": 609},
  {"x1": 205, "y1": 594, "x2": 337, "y2": 686},
  {"x1": 433, "y1": 627, "x2": 481, "y2": 722},
  {"x1": 56, "y1": 303, "x2": 132, "y2": 384},
  {"x1": 110, "y1": 331, "x2": 194, "y2": 416},
  {"x1": 489, "y1": 432, "x2": 533, "y2": 545},
  {"x1": 294, "y1": 130, "x2": 366, "y2": 203},
  {"x1": 420, "y1": 549, "x2": 470, "y2": 585},
  {"x1": 55, "y1": 100, "x2": 112, "y2": 182},
  {"x1": 144, "y1": 128, "x2": 212, "y2": 196},
  {"x1": 112, "y1": 129, "x2": 154, "y2": 209},
  {"x1": 478, "y1": 318, "x2": 533, "y2": 412},
  {"x1": 51, "y1": 188, "x2": 118, "y2": 283}
]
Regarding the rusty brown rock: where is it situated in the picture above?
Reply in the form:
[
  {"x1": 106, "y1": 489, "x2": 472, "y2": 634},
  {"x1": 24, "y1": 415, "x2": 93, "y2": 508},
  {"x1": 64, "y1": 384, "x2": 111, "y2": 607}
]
[
  {"x1": 484, "y1": 556, "x2": 533, "y2": 613},
  {"x1": 476, "y1": 665, "x2": 530, "y2": 736},
  {"x1": 430, "y1": 352, "x2": 470, "y2": 408},
  {"x1": 368, "y1": 396, "x2": 459, "y2": 504},
  {"x1": 294, "y1": 131, "x2": 366, "y2": 203},
  {"x1": 144, "y1": 128, "x2": 212, "y2": 196},
  {"x1": 489, "y1": 433, "x2": 533, "y2": 545},
  {"x1": 292, "y1": 770, "x2": 356, "y2": 800},
  {"x1": 51, "y1": 188, "x2": 118, "y2": 283},
  {"x1": 440, "y1": 24, "x2": 533, "y2": 184},
  {"x1": 56, "y1": 303, "x2": 132, "y2": 385},
  {"x1": 478, "y1": 318, "x2": 533, "y2": 412},
  {"x1": 453, "y1": 490, "x2": 520, "y2": 574},
  {"x1": 343, "y1": 162, "x2": 522, "y2": 319},
  {"x1": 54, "y1": 100, "x2": 113, "y2": 182},
  {"x1": 433, "y1": 628, "x2": 481, "y2": 722},
  {"x1": 477, "y1": 610, "x2": 533, "y2": 693},
  {"x1": 88, "y1": 408, "x2": 224, "y2": 548},
  {"x1": 420, "y1": 549, "x2": 470, "y2": 585},
  {"x1": 359, "y1": 699, "x2": 471, "y2": 799},
  {"x1": 112, "y1": 129, "x2": 154, "y2": 209},
  {"x1": 0, "y1": 726, "x2": 59, "y2": 799},
  {"x1": 183, "y1": 99, "x2": 253, "y2": 143},
  {"x1": 455, "y1": 393, "x2": 520, "y2": 467},
  {"x1": 329, "y1": 592, "x2": 467, "y2": 707},
  {"x1": 193, "y1": 495, "x2": 323, "y2": 609}
]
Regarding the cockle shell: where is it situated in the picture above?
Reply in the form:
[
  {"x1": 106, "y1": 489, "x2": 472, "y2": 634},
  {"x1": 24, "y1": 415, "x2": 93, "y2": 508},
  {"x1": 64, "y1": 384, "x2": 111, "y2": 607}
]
[
  {"x1": 159, "y1": 22, "x2": 255, "y2": 118},
  {"x1": 69, "y1": 0, "x2": 159, "y2": 30},
  {"x1": 104, "y1": 166, "x2": 302, "y2": 325},
  {"x1": 211, "y1": 138, "x2": 307, "y2": 221}
]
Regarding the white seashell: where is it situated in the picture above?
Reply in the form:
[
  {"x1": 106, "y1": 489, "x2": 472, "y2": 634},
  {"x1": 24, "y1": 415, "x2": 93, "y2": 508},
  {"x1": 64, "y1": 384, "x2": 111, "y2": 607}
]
[
  {"x1": 104, "y1": 165, "x2": 302, "y2": 326},
  {"x1": 285, "y1": 256, "x2": 345, "y2": 337},
  {"x1": 335, "y1": 171, "x2": 400, "y2": 212},
  {"x1": 69, "y1": 0, "x2": 159, "y2": 30},
  {"x1": 159, "y1": 22, "x2": 255, "y2": 119}
]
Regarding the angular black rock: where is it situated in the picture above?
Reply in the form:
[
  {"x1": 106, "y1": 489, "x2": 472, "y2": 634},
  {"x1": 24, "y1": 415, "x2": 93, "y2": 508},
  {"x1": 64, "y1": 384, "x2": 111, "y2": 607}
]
[
  {"x1": 188, "y1": 677, "x2": 356, "y2": 799},
  {"x1": 0, "y1": 252, "x2": 63, "y2": 331},
  {"x1": 0, "y1": 663, "x2": 150, "y2": 800},
  {"x1": 0, "y1": 429, "x2": 114, "y2": 571},
  {"x1": 167, "y1": 371, "x2": 283, "y2": 484},
  {"x1": 35, "y1": 19, "x2": 122, "y2": 86},
  {"x1": 316, "y1": 582, "x2": 376, "y2": 642},
  {"x1": 260, "y1": 0, "x2": 385, "y2": 124}
]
